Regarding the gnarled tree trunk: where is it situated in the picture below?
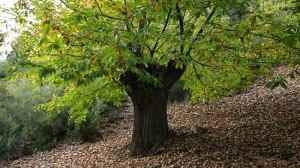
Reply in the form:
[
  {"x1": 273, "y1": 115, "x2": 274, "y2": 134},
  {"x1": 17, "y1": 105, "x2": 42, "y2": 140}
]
[{"x1": 121, "y1": 61, "x2": 185, "y2": 156}]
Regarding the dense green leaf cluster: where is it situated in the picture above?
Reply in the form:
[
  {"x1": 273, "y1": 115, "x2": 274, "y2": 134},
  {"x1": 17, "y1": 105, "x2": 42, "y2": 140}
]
[{"x1": 7, "y1": 0, "x2": 299, "y2": 119}]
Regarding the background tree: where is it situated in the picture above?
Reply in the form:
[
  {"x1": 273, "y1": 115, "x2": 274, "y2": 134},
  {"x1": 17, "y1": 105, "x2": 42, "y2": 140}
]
[{"x1": 10, "y1": 0, "x2": 298, "y2": 156}]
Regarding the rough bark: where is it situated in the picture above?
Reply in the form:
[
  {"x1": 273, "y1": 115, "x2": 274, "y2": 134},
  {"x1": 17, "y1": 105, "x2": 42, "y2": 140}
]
[
  {"x1": 121, "y1": 61, "x2": 185, "y2": 156},
  {"x1": 129, "y1": 84, "x2": 169, "y2": 156}
]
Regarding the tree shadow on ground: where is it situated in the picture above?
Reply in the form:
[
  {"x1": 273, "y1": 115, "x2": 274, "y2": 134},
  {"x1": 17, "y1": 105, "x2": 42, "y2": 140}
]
[
  {"x1": 165, "y1": 117, "x2": 299, "y2": 166},
  {"x1": 164, "y1": 87, "x2": 300, "y2": 167}
]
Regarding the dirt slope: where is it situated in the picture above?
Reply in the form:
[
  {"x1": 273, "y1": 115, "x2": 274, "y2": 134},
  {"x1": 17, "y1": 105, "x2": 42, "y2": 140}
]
[{"x1": 1, "y1": 66, "x2": 299, "y2": 167}]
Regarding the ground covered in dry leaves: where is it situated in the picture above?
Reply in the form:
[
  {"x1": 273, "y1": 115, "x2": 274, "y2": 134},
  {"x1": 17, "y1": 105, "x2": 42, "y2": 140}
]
[{"x1": 1, "y1": 66, "x2": 299, "y2": 167}]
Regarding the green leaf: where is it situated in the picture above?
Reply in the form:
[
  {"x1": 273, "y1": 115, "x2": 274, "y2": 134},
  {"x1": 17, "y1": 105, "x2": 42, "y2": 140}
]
[
  {"x1": 289, "y1": 70, "x2": 296, "y2": 79},
  {"x1": 265, "y1": 80, "x2": 280, "y2": 90},
  {"x1": 42, "y1": 25, "x2": 51, "y2": 35},
  {"x1": 279, "y1": 79, "x2": 288, "y2": 89}
]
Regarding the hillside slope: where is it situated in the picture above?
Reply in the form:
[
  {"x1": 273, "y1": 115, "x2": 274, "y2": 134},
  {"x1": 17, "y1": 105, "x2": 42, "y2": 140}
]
[{"x1": 1, "y1": 66, "x2": 300, "y2": 167}]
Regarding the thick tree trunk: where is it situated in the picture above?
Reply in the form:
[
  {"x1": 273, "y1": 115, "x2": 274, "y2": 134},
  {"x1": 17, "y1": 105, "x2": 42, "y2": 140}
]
[
  {"x1": 129, "y1": 85, "x2": 169, "y2": 156},
  {"x1": 121, "y1": 60, "x2": 185, "y2": 156}
]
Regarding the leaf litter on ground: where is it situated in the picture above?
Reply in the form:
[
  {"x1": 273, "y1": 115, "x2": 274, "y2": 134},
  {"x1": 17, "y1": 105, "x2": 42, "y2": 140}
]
[{"x1": 1, "y1": 66, "x2": 299, "y2": 168}]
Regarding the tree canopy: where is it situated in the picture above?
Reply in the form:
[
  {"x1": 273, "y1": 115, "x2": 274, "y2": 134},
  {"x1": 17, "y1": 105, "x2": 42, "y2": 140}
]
[{"x1": 7, "y1": 0, "x2": 300, "y2": 155}]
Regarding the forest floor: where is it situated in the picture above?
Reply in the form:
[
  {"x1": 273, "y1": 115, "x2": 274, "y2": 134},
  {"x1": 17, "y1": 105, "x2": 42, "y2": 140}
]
[{"x1": 1, "y1": 66, "x2": 300, "y2": 168}]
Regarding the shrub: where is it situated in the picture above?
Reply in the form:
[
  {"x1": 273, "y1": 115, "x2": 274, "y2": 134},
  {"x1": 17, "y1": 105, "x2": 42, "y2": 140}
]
[
  {"x1": 0, "y1": 78, "x2": 118, "y2": 160},
  {"x1": 0, "y1": 84, "x2": 21, "y2": 159},
  {"x1": 0, "y1": 80, "x2": 67, "y2": 159}
]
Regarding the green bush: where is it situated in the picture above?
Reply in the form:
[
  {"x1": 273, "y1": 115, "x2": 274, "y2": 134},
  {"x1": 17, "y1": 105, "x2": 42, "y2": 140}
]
[
  {"x1": 0, "y1": 80, "x2": 68, "y2": 159},
  {"x1": 0, "y1": 85, "x2": 20, "y2": 159},
  {"x1": 0, "y1": 79, "x2": 118, "y2": 160}
]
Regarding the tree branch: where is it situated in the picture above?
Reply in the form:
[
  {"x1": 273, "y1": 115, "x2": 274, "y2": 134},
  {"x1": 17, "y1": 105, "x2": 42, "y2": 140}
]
[
  {"x1": 187, "y1": 6, "x2": 217, "y2": 55},
  {"x1": 176, "y1": 2, "x2": 184, "y2": 53},
  {"x1": 58, "y1": 0, "x2": 69, "y2": 8},
  {"x1": 155, "y1": 37, "x2": 171, "y2": 53},
  {"x1": 191, "y1": 58, "x2": 212, "y2": 67},
  {"x1": 214, "y1": 27, "x2": 280, "y2": 41},
  {"x1": 164, "y1": 60, "x2": 186, "y2": 88},
  {"x1": 192, "y1": 64, "x2": 205, "y2": 85},
  {"x1": 250, "y1": 32, "x2": 280, "y2": 41},
  {"x1": 93, "y1": 0, "x2": 103, "y2": 13},
  {"x1": 134, "y1": 17, "x2": 146, "y2": 56},
  {"x1": 144, "y1": 43, "x2": 152, "y2": 53},
  {"x1": 151, "y1": 7, "x2": 172, "y2": 56}
]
